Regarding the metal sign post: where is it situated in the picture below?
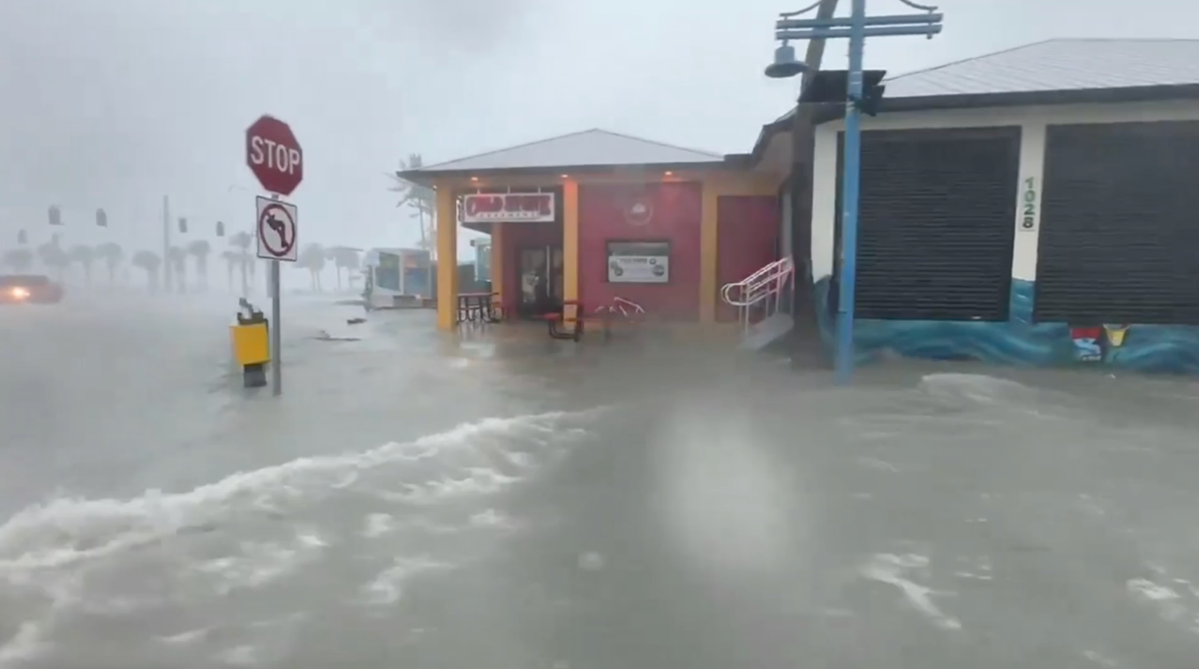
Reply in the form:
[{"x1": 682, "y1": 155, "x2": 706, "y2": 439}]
[
  {"x1": 271, "y1": 257, "x2": 282, "y2": 395},
  {"x1": 255, "y1": 195, "x2": 299, "y2": 396},
  {"x1": 245, "y1": 113, "x2": 303, "y2": 396}
]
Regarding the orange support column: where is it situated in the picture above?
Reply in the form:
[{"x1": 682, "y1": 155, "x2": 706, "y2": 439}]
[
  {"x1": 435, "y1": 185, "x2": 458, "y2": 331},
  {"x1": 562, "y1": 181, "x2": 580, "y2": 317},
  {"x1": 491, "y1": 222, "x2": 505, "y2": 311},
  {"x1": 699, "y1": 185, "x2": 720, "y2": 323}
]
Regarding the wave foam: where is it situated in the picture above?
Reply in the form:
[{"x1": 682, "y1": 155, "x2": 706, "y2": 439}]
[{"x1": 0, "y1": 408, "x2": 598, "y2": 574}]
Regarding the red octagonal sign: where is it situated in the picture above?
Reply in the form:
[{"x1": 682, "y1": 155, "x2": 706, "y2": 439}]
[{"x1": 246, "y1": 115, "x2": 303, "y2": 196}]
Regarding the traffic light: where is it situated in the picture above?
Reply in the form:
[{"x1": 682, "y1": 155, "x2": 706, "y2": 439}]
[
  {"x1": 216, "y1": 221, "x2": 225, "y2": 237},
  {"x1": 48, "y1": 205, "x2": 62, "y2": 226},
  {"x1": 853, "y1": 84, "x2": 886, "y2": 117},
  {"x1": 17, "y1": 229, "x2": 27, "y2": 245},
  {"x1": 178, "y1": 217, "x2": 188, "y2": 233},
  {"x1": 96, "y1": 208, "x2": 108, "y2": 227},
  {"x1": 800, "y1": 69, "x2": 887, "y2": 116}
]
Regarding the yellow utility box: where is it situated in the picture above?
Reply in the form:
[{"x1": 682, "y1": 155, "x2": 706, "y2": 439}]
[
  {"x1": 231, "y1": 297, "x2": 271, "y2": 388},
  {"x1": 230, "y1": 322, "x2": 270, "y2": 366}
]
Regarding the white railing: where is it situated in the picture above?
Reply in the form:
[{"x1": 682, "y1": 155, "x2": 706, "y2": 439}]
[{"x1": 720, "y1": 257, "x2": 794, "y2": 335}]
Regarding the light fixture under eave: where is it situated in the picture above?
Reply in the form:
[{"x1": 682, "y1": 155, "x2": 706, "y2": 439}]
[
  {"x1": 470, "y1": 176, "x2": 479, "y2": 182},
  {"x1": 664, "y1": 171, "x2": 674, "y2": 176},
  {"x1": 561, "y1": 174, "x2": 569, "y2": 178},
  {"x1": 764, "y1": 43, "x2": 808, "y2": 79}
]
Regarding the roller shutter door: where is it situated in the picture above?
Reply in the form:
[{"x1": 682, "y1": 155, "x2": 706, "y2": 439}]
[
  {"x1": 1034, "y1": 121, "x2": 1199, "y2": 325},
  {"x1": 834, "y1": 127, "x2": 1020, "y2": 320}
]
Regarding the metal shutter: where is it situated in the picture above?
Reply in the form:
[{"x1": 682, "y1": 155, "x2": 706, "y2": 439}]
[
  {"x1": 1034, "y1": 121, "x2": 1199, "y2": 325},
  {"x1": 833, "y1": 127, "x2": 1020, "y2": 321}
]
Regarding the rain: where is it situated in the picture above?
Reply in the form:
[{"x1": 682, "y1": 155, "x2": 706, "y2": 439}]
[{"x1": 3, "y1": 1, "x2": 1199, "y2": 668}]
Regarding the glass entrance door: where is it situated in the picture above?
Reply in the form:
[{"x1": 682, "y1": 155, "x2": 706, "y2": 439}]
[{"x1": 518, "y1": 245, "x2": 564, "y2": 318}]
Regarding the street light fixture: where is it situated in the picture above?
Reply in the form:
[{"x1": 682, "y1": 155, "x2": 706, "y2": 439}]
[
  {"x1": 768, "y1": 0, "x2": 942, "y2": 385},
  {"x1": 764, "y1": 43, "x2": 809, "y2": 79}
]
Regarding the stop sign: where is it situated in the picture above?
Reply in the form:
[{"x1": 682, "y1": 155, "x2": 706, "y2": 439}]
[{"x1": 246, "y1": 115, "x2": 303, "y2": 196}]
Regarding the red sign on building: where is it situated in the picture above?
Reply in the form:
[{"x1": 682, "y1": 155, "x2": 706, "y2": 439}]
[{"x1": 461, "y1": 193, "x2": 555, "y2": 224}]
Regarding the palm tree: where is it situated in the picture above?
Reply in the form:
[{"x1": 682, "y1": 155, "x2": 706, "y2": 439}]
[
  {"x1": 249, "y1": 257, "x2": 260, "y2": 293},
  {"x1": 388, "y1": 154, "x2": 436, "y2": 253},
  {"x1": 298, "y1": 243, "x2": 326, "y2": 291},
  {"x1": 131, "y1": 250, "x2": 162, "y2": 291},
  {"x1": 69, "y1": 244, "x2": 95, "y2": 286},
  {"x1": 187, "y1": 239, "x2": 211, "y2": 291},
  {"x1": 95, "y1": 242, "x2": 124, "y2": 284},
  {"x1": 167, "y1": 246, "x2": 188, "y2": 293},
  {"x1": 326, "y1": 246, "x2": 361, "y2": 292},
  {"x1": 2, "y1": 248, "x2": 34, "y2": 273},
  {"x1": 36, "y1": 237, "x2": 69, "y2": 281},
  {"x1": 221, "y1": 250, "x2": 240, "y2": 293},
  {"x1": 228, "y1": 231, "x2": 253, "y2": 296}
]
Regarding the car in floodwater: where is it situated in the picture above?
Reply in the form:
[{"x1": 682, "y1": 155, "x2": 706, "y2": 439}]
[{"x1": 0, "y1": 274, "x2": 63, "y2": 304}]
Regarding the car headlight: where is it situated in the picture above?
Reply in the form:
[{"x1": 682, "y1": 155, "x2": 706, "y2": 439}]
[{"x1": 11, "y1": 287, "x2": 30, "y2": 299}]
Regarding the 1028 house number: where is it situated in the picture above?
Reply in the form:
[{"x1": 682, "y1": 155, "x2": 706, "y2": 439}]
[{"x1": 1020, "y1": 177, "x2": 1037, "y2": 231}]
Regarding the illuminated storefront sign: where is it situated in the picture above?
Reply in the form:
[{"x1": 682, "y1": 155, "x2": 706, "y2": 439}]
[{"x1": 461, "y1": 193, "x2": 555, "y2": 223}]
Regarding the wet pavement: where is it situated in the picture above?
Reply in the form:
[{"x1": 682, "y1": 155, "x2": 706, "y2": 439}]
[{"x1": 2, "y1": 293, "x2": 1199, "y2": 668}]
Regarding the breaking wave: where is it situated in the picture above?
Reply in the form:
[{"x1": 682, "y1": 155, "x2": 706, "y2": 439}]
[{"x1": 0, "y1": 408, "x2": 597, "y2": 572}]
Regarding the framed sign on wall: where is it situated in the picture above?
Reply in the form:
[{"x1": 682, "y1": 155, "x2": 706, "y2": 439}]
[{"x1": 607, "y1": 240, "x2": 670, "y2": 283}]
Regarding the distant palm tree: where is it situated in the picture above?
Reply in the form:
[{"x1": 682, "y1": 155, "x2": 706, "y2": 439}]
[
  {"x1": 167, "y1": 246, "x2": 188, "y2": 293},
  {"x1": 131, "y1": 250, "x2": 162, "y2": 291},
  {"x1": 298, "y1": 243, "x2": 326, "y2": 291},
  {"x1": 95, "y1": 242, "x2": 124, "y2": 284},
  {"x1": 326, "y1": 246, "x2": 361, "y2": 292},
  {"x1": 36, "y1": 238, "x2": 69, "y2": 281},
  {"x1": 69, "y1": 244, "x2": 95, "y2": 286},
  {"x1": 2, "y1": 248, "x2": 34, "y2": 273},
  {"x1": 221, "y1": 250, "x2": 239, "y2": 293},
  {"x1": 388, "y1": 154, "x2": 436, "y2": 253},
  {"x1": 228, "y1": 231, "x2": 253, "y2": 296},
  {"x1": 187, "y1": 239, "x2": 211, "y2": 291},
  {"x1": 249, "y1": 257, "x2": 260, "y2": 293}
]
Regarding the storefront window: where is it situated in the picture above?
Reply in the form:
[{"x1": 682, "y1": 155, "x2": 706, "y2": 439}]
[
  {"x1": 376, "y1": 252, "x2": 401, "y2": 292},
  {"x1": 474, "y1": 242, "x2": 491, "y2": 283}
]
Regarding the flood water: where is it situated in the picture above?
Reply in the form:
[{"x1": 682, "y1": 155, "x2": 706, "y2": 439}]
[{"x1": 3, "y1": 294, "x2": 1199, "y2": 668}]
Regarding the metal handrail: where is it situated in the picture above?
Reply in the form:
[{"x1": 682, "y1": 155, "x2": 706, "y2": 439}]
[
  {"x1": 722, "y1": 257, "x2": 791, "y2": 301},
  {"x1": 721, "y1": 257, "x2": 794, "y2": 307},
  {"x1": 720, "y1": 257, "x2": 795, "y2": 337},
  {"x1": 720, "y1": 259, "x2": 791, "y2": 306}
]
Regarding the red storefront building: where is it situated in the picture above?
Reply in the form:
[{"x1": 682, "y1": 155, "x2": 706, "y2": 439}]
[{"x1": 397, "y1": 129, "x2": 787, "y2": 330}]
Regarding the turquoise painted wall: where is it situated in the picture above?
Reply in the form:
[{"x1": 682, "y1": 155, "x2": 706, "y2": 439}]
[{"x1": 813, "y1": 276, "x2": 1199, "y2": 374}]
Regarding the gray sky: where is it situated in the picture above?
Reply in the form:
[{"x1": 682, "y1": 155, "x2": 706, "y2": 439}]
[{"x1": 2, "y1": 0, "x2": 1195, "y2": 259}]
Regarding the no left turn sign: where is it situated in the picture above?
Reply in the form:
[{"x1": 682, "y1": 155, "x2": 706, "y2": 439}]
[{"x1": 256, "y1": 196, "x2": 299, "y2": 262}]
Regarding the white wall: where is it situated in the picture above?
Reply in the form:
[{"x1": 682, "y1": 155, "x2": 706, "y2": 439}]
[{"x1": 809, "y1": 99, "x2": 1199, "y2": 284}]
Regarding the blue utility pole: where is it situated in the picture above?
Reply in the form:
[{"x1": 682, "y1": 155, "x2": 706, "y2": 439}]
[
  {"x1": 766, "y1": 0, "x2": 942, "y2": 384},
  {"x1": 837, "y1": 0, "x2": 867, "y2": 386}
]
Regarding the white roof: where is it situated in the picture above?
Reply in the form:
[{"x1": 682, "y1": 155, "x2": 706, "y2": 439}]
[
  {"x1": 884, "y1": 38, "x2": 1199, "y2": 99},
  {"x1": 769, "y1": 38, "x2": 1199, "y2": 128},
  {"x1": 411, "y1": 129, "x2": 724, "y2": 174}
]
